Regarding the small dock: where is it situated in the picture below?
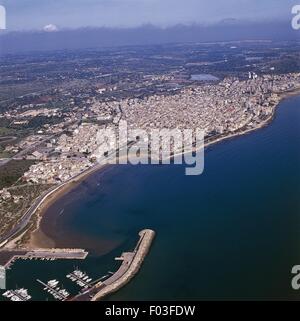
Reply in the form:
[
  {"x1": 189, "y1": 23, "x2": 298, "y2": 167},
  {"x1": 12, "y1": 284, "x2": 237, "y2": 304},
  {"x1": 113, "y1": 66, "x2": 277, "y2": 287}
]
[
  {"x1": 37, "y1": 279, "x2": 69, "y2": 301},
  {"x1": 67, "y1": 270, "x2": 93, "y2": 289},
  {"x1": 2, "y1": 288, "x2": 31, "y2": 301}
]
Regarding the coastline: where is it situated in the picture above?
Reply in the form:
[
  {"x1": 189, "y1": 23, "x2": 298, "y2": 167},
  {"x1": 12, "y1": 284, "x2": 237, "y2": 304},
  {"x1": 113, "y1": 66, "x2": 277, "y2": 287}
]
[
  {"x1": 2, "y1": 162, "x2": 110, "y2": 249},
  {"x1": 30, "y1": 163, "x2": 114, "y2": 249},
  {"x1": 4, "y1": 87, "x2": 300, "y2": 250},
  {"x1": 170, "y1": 87, "x2": 300, "y2": 158}
]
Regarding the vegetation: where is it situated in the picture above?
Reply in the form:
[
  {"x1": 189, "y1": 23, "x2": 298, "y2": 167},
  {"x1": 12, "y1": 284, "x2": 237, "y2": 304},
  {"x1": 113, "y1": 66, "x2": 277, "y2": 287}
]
[
  {"x1": 0, "y1": 126, "x2": 15, "y2": 136},
  {"x1": 0, "y1": 146, "x2": 12, "y2": 159},
  {"x1": 0, "y1": 184, "x2": 52, "y2": 239},
  {"x1": 0, "y1": 160, "x2": 36, "y2": 189}
]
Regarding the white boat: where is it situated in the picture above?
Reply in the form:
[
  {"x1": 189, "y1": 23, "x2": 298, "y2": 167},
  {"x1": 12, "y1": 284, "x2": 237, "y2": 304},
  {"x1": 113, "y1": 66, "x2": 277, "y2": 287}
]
[
  {"x1": 16, "y1": 288, "x2": 28, "y2": 295},
  {"x1": 3, "y1": 291, "x2": 12, "y2": 298},
  {"x1": 47, "y1": 279, "x2": 59, "y2": 288},
  {"x1": 74, "y1": 270, "x2": 85, "y2": 278},
  {"x1": 59, "y1": 289, "x2": 69, "y2": 297}
]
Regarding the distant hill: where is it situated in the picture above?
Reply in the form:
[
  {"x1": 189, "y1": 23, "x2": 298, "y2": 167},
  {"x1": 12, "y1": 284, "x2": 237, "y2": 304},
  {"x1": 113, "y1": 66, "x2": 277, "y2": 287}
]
[{"x1": 0, "y1": 20, "x2": 298, "y2": 55}]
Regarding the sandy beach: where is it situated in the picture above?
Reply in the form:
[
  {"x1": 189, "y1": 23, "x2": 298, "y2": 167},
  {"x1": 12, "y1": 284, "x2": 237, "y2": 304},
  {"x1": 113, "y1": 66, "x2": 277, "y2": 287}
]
[{"x1": 6, "y1": 86, "x2": 300, "y2": 250}]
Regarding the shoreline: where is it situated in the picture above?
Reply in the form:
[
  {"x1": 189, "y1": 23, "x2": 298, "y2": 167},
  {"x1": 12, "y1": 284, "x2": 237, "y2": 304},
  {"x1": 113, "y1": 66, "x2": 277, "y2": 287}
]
[
  {"x1": 0, "y1": 162, "x2": 110, "y2": 249},
  {"x1": 27, "y1": 163, "x2": 111, "y2": 249},
  {"x1": 3, "y1": 87, "x2": 300, "y2": 250}
]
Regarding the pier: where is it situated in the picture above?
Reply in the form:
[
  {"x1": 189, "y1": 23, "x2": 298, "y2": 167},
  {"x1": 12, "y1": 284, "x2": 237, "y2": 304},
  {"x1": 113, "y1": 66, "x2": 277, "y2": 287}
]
[
  {"x1": 0, "y1": 248, "x2": 88, "y2": 269},
  {"x1": 71, "y1": 229, "x2": 155, "y2": 301},
  {"x1": 2, "y1": 288, "x2": 31, "y2": 301},
  {"x1": 67, "y1": 270, "x2": 93, "y2": 289},
  {"x1": 36, "y1": 279, "x2": 69, "y2": 301},
  {"x1": 1, "y1": 230, "x2": 154, "y2": 301}
]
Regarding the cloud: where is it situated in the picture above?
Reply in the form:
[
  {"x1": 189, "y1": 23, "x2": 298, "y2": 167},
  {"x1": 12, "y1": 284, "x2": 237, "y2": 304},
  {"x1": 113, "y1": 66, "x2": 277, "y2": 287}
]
[
  {"x1": 43, "y1": 24, "x2": 59, "y2": 32},
  {"x1": 1, "y1": 0, "x2": 296, "y2": 31}
]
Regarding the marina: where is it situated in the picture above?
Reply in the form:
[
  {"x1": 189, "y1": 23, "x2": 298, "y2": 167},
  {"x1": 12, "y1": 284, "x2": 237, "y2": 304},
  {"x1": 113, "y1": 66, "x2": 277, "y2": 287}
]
[
  {"x1": 2, "y1": 288, "x2": 31, "y2": 301},
  {"x1": 3, "y1": 230, "x2": 155, "y2": 301},
  {"x1": 0, "y1": 248, "x2": 88, "y2": 269},
  {"x1": 1, "y1": 230, "x2": 155, "y2": 301},
  {"x1": 37, "y1": 279, "x2": 70, "y2": 301},
  {"x1": 67, "y1": 269, "x2": 93, "y2": 289}
]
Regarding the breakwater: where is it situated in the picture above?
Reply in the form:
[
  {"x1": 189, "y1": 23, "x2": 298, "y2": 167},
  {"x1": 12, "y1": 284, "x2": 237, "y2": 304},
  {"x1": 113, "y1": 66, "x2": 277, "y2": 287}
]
[{"x1": 72, "y1": 229, "x2": 155, "y2": 301}]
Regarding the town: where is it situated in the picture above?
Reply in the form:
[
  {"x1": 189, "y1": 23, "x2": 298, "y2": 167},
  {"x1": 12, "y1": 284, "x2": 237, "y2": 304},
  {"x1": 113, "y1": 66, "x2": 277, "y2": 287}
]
[{"x1": 0, "y1": 41, "x2": 300, "y2": 242}]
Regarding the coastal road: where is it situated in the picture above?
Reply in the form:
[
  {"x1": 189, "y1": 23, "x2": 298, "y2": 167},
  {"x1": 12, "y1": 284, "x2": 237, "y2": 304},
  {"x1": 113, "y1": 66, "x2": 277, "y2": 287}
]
[
  {"x1": 0, "y1": 147, "x2": 123, "y2": 248},
  {"x1": 0, "y1": 136, "x2": 17, "y2": 144},
  {"x1": 0, "y1": 183, "x2": 64, "y2": 247}
]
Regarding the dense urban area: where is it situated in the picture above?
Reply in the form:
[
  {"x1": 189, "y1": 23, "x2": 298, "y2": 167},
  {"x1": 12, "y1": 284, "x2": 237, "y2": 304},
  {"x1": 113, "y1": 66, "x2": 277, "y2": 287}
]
[{"x1": 0, "y1": 40, "x2": 300, "y2": 240}]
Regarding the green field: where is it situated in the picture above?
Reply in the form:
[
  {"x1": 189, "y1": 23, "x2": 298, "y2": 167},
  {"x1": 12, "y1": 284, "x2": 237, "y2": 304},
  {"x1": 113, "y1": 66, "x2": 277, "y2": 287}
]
[
  {"x1": 0, "y1": 127, "x2": 15, "y2": 136},
  {"x1": 0, "y1": 160, "x2": 36, "y2": 189}
]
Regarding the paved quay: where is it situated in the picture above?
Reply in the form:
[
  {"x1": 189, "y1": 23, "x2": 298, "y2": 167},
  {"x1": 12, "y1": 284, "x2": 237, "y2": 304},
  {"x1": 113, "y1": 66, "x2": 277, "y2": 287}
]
[{"x1": 0, "y1": 248, "x2": 88, "y2": 268}]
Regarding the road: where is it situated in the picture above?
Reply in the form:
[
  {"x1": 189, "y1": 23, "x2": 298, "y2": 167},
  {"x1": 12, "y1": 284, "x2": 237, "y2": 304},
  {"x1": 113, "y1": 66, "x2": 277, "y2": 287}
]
[
  {"x1": 0, "y1": 146, "x2": 123, "y2": 247},
  {"x1": 0, "y1": 183, "x2": 65, "y2": 246},
  {"x1": 0, "y1": 119, "x2": 81, "y2": 168},
  {"x1": 0, "y1": 134, "x2": 57, "y2": 168}
]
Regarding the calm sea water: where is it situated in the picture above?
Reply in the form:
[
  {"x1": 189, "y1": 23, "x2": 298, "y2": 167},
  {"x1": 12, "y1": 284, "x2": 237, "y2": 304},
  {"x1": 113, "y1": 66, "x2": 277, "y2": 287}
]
[{"x1": 1, "y1": 95, "x2": 300, "y2": 301}]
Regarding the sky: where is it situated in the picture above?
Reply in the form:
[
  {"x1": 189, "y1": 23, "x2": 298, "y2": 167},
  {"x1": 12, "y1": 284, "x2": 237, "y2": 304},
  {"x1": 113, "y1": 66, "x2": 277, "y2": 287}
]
[{"x1": 0, "y1": 0, "x2": 296, "y2": 31}]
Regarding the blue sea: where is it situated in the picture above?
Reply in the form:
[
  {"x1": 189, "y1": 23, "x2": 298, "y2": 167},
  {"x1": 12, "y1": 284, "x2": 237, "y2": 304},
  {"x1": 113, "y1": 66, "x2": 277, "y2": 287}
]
[{"x1": 1, "y1": 95, "x2": 300, "y2": 301}]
